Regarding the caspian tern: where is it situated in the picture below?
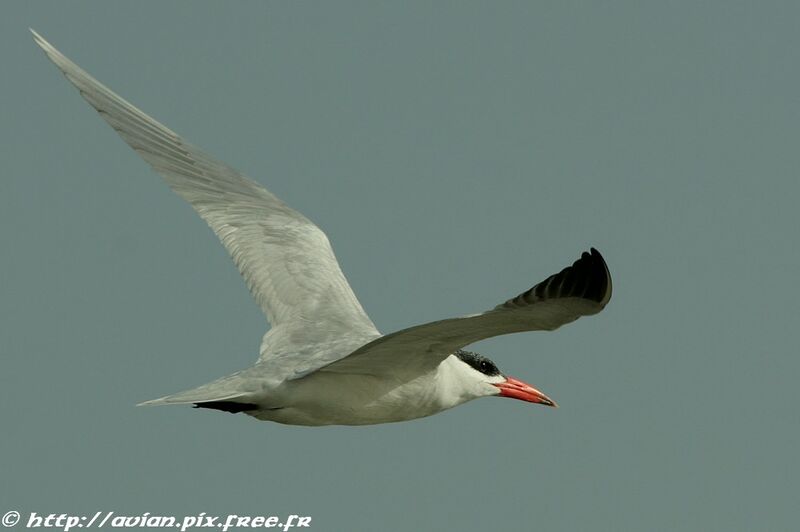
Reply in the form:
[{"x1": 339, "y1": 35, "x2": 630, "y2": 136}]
[{"x1": 33, "y1": 30, "x2": 612, "y2": 426}]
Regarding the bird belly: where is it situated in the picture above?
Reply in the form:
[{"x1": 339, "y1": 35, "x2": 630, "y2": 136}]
[{"x1": 247, "y1": 372, "x2": 455, "y2": 426}]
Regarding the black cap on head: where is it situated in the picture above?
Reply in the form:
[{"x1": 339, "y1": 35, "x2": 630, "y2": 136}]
[{"x1": 455, "y1": 349, "x2": 501, "y2": 377}]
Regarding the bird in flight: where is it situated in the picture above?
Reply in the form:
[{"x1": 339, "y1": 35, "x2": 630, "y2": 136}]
[{"x1": 32, "y1": 30, "x2": 612, "y2": 426}]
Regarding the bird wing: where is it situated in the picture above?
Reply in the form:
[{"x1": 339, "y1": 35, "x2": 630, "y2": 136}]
[
  {"x1": 32, "y1": 31, "x2": 380, "y2": 374},
  {"x1": 319, "y1": 248, "x2": 612, "y2": 380}
]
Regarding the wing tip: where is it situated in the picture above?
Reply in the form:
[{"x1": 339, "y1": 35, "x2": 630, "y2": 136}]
[
  {"x1": 30, "y1": 28, "x2": 52, "y2": 51},
  {"x1": 499, "y1": 247, "x2": 612, "y2": 310},
  {"x1": 30, "y1": 29, "x2": 69, "y2": 71},
  {"x1": 587, "y1": 247, "x2": 612, "y2": 307}
]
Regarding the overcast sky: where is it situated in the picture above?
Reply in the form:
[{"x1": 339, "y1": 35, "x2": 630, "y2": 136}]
[{"x1": 2, "y1": 2, "x2": 798, "y2": 531}]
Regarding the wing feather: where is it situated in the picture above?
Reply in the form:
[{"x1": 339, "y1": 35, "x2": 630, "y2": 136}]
[
  {"x1": 322, "y1": 248, "x2": 612, "y2": 379},
  {"x1": 32, "y1": 31, "x2": 380, "y2": 369}
]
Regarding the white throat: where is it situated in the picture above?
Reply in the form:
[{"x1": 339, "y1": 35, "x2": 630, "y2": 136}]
[{"x1": 432, "y1": 355, "x2": 504, "y2": 410}]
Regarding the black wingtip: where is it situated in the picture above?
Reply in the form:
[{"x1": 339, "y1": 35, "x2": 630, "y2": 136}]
[
  {"x1": 584, "y1": 247, "x2": 612, "y2": 306},
  {"x1": 501, "y1": 247, "x2": 612, "y2": 309},
  {"x1": 192, "y1": 401, "x2": 258, "y2": 414}
]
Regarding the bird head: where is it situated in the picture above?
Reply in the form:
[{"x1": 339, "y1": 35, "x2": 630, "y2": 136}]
[{"x1": 454, "y1": 350, "x2": 557, "y2": 407}]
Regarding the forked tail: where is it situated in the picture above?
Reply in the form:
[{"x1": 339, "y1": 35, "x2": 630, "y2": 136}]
[{"x1": 137, "y1": 371, "x2": 257, "y2": 412}]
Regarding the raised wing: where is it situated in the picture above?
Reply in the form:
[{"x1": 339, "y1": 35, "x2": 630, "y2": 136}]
[
  {"x1": 32, "y1": 30, "x2": 380, "y2": 365},
  {"x1": 321, "y1": 248, "x2": 612, "y2": 379}
]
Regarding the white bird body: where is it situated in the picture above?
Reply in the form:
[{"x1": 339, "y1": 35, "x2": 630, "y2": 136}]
[
  {"x1": 249, "y1": 356, "x2": 502, "y2": 426},
  {"x1": 32, "y1": 30, "x2": 612, "y2": 426}
]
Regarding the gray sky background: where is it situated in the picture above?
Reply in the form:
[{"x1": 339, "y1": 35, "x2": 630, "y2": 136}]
[{"x1": 2, "y1": 2, "x2": 798, "y2": 531}]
